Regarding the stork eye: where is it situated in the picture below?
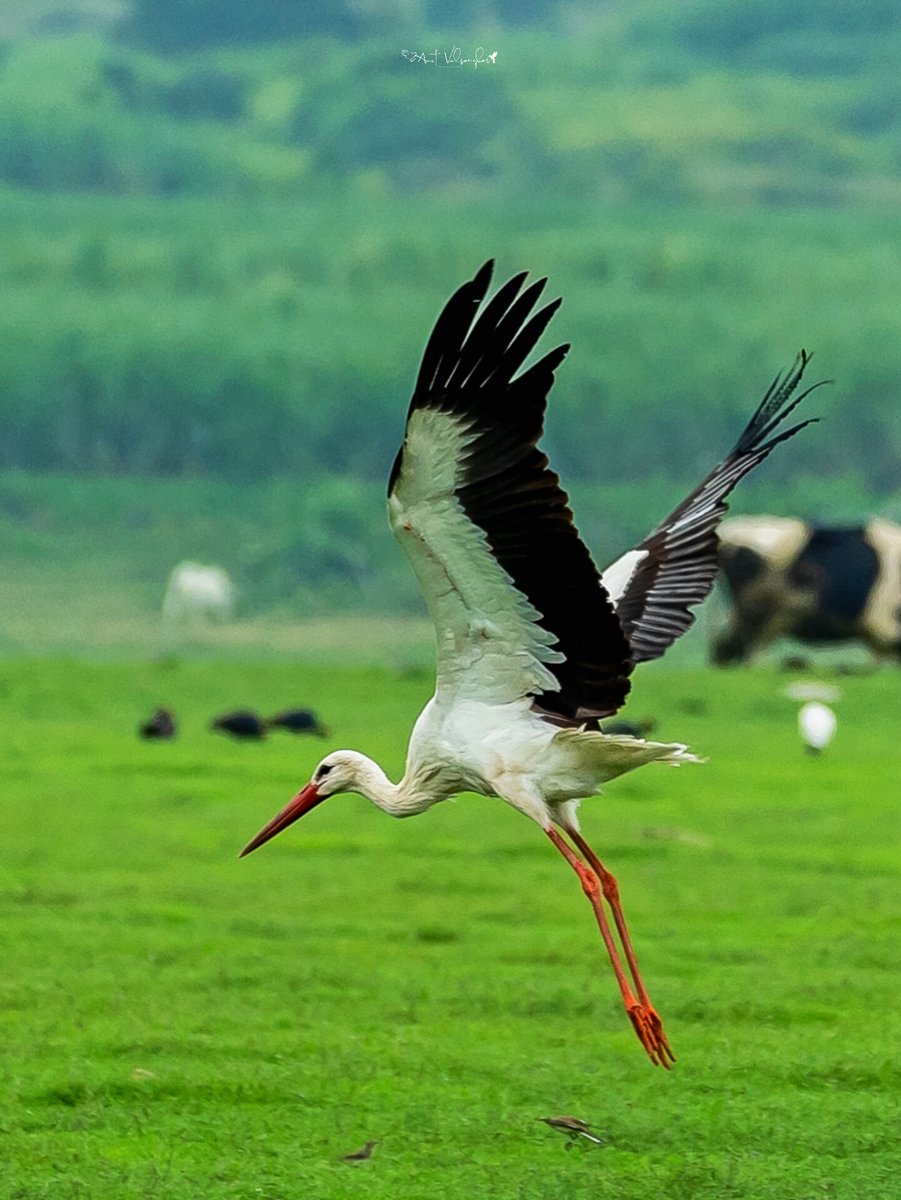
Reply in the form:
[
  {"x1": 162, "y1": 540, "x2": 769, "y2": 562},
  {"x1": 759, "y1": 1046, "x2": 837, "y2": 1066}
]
[{"x1": 316, "y1": 764, "x2": 333, "y2": 781}]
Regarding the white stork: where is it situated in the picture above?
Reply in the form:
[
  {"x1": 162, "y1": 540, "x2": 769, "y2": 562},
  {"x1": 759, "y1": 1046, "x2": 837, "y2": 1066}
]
[{"x1": 241, "y1": 262, "x2": 820, "y2": 1068}]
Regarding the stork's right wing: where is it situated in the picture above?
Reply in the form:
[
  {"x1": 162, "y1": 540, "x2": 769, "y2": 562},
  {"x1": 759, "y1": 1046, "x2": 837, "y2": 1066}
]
[{"x1": 604, "y1": 353, "x2": 823, "y2": 665}]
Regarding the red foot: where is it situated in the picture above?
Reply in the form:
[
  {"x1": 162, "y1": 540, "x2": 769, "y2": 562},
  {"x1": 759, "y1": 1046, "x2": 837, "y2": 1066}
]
[{"x1": 627, "y1": 1003, "x2": 676, "y2": 1069}]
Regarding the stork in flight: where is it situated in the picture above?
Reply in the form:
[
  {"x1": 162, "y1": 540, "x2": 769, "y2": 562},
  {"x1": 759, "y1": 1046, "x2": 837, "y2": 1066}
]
[{"x1": 241, "y1": 262, "x2": 820, "y2": 1068}]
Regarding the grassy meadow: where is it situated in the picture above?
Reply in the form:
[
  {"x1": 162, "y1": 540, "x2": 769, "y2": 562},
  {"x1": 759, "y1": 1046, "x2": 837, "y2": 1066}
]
[{"x1": 2, "y1": 657, "x2": 899, "y2": 1198}]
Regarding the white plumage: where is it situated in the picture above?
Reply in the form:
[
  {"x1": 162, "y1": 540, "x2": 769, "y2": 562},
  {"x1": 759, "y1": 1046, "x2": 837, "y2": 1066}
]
[
  {"x1": 241, "y1": 262, "x2": 819, "y2": 1068},
  {"x1": 798, "y1": 701, "x2": 837, "y2": 753},
  {"x1": 162, "y1": 561, "x2": 233, "y2": 624}
]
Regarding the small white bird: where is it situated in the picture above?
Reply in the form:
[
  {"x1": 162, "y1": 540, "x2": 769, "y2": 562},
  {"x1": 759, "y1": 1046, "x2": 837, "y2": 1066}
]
[
  {"x1": 798, "y1": 701, "x2": 837, "y2": 754},
  {"x1": 241, "y1": 262, "x2": 820, "y2": 1068}
]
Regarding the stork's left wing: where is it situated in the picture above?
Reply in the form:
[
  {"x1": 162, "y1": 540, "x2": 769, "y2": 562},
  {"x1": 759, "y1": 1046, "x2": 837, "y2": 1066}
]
[
  {"x1": 604, "y1": 352, "x2": 822, "y2": 664},
  {"x1": 388, "y1": 261, "x2": 632, "y2": 723}
]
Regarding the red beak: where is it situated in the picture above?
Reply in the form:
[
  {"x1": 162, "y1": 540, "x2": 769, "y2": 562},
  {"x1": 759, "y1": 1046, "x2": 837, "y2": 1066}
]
[{"x1": 239, "y1": 782, "x2": 325, "y2": 857}]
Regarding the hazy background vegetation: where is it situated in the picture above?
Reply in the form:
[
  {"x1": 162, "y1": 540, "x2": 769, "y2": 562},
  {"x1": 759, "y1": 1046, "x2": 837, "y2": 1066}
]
[{"x1": 1, "y1": 0, "x2": 899, "y2": 650}]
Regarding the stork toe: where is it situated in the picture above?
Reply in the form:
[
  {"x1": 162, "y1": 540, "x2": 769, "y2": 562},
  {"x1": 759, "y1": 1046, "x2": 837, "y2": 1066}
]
[{"x1": 627, "y1": 1003, "x2": 675, "y2": 1068}]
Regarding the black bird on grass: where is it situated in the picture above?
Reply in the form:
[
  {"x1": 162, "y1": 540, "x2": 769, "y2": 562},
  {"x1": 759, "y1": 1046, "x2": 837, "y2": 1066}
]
[
  {"x1": 267, "y1": 708, "x2": 330, "y2": 738},
  {"x1": 139, "y1": 707, "x2": 177, "y2": 740},
  {"x1": 211, "y1": 710, "x2": 267, "y2": 740}
]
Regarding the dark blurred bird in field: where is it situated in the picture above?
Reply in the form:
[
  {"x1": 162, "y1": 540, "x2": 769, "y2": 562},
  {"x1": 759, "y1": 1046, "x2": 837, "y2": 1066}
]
[
  {"x1": 780, "y1": 654, "x2": 811, "y2": 672},
  {"x1": 211, "y1": 710, "x2": 267, "y2": 740},
  {"x1": 340, "y1": 1139, "x2": 376, "y2": 1163},
  {"x1": 139, "y1": 707, "x2": 177, "y2": 740},
  {"x1": 540, "y1": 1116, "x2": 606, "y2": 1146},
  {"x1": 267, "y1": 708, "x2": 330, "y2": 738},
  {"x1": 602, "y1": 717, "x2": 657, "y2": 738}
]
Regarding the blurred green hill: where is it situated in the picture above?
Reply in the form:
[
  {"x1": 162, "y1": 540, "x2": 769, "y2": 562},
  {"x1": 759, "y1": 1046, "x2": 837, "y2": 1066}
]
[
  {"x1": 5, "y1": 1, "x2": 901, "y2": 205},
  {"x1": 0, "y1": 1, "x2": 899, "y2": 633}
]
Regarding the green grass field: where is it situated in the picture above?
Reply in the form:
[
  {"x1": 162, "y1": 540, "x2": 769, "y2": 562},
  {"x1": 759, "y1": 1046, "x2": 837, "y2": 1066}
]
[{"x1": 2, "y1": 658, "x2": 899, "y2": 1198}]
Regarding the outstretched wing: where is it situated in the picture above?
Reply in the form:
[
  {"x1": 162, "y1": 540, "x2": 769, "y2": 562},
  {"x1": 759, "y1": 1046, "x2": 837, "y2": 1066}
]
[
  {"x1": 603, "y1": 352, "x2": 822, "y2": 665},
  {"x1": 388, "y1": 261, "x2": 632, "y2": 724}
]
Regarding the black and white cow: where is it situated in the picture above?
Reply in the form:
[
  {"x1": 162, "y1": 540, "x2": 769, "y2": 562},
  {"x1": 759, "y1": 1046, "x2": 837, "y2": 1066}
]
[{"x1": 711, "y1": 515, "x2": 901, "y2": 664}]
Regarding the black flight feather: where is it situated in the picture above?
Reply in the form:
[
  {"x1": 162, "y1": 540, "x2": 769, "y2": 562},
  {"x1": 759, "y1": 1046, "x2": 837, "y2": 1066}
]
[{"x1": 614, "y1": 350, "x2": 824, "y2": 665}]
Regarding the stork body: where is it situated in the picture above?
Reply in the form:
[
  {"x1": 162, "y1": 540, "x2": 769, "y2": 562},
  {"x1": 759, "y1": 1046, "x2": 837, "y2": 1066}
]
[
  {"x1": 306, "y1": 701, "x2": 695, "y2": 821},
  {"x1": 242, "y1": 262, "x2": 820, "y2": 1068}
]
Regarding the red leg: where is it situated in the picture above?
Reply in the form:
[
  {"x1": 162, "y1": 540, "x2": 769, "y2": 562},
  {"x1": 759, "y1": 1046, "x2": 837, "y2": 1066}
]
[
  {"x1": 565, "y1": 825, "x2": 674, "y2": 1067},
  {"x1": 547, "y1": 825, "x2": 671, "y2": 1070},
  {"x1": 569, "y1": 831, "x2": 653, "y2": 1001}
]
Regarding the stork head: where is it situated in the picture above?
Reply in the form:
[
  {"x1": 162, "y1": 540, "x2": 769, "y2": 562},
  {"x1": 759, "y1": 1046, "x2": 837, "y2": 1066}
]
[{"x1": 239, "y1": 750, "x2": 368, "y2": 857}]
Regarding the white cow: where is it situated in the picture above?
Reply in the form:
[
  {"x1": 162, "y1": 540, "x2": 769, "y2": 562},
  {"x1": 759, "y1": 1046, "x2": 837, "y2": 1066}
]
[{"x1": 162, "y1": 562, "x2": 234, "y2": 624}]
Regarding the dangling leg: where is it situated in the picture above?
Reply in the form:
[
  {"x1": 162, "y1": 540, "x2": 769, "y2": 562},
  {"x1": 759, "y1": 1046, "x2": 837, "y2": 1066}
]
[
  {"x1": 545, "y1": 826, "x2": 674, "y2": 1068},
  {"x1": 564, "y1": 824, "x2": 675, "y2": 1067}
]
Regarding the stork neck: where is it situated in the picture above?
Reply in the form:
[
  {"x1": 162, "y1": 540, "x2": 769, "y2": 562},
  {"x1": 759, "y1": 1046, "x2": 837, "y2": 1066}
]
[{"x1": 351, "y1": 755, "x2": 436, "y2": 817}]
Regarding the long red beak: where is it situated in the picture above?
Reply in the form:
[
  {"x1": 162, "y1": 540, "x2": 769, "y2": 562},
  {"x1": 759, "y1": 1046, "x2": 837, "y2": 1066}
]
[{"x1": 239, "y1": 782, "x2": 325, "y2": 857}]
